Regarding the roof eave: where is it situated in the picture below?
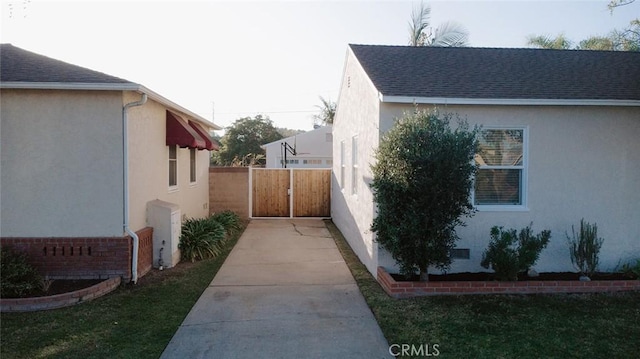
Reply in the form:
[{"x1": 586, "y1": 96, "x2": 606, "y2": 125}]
[
  {"x1": 379, "y1": 94, "x2": 640, "y2": 107},
  {"x1": 0, "y1": 81, "x2": 222, "y2": 130}
]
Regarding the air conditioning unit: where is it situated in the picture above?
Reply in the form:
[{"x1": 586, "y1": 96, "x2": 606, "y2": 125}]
[{"x1": 147, "y1": 199, "x2": 181, "y2": 269}]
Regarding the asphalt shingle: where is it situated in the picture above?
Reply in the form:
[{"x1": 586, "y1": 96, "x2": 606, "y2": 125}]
[
  {"x1": 1, "y1": 43, "x2": 133, "y2": 84},
  {"x1": 350, "y1": 44, "x2": 640, "y2": 101}
]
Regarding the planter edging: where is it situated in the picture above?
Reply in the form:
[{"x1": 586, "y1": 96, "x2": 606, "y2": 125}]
[
  {"x1": 0, "y1": 277, "x2": 121, "y2": 312},
  {"x1": 377, "y1": 266, "x2": 640, "y2": 299}
]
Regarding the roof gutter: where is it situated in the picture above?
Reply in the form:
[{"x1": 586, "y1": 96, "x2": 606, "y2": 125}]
[
  {"x1": 379, "y1": 94, "x2": 640, "y2": 107},
  {"x1": 123, "y1": 93, "x2": 147, "y2": 284}
]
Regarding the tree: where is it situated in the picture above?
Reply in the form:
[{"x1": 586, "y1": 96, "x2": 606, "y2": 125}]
[
  {"x1": 212, "y1": 115, "x2": 283, "y2": 166},
  {"x1": 408, "y1": 1, "x2": 469, "y2": 47},
  {"x1": 527, "y1": 2, "x2": 639, "y2": 51},
  {"x1": 312, "y1": 96, "x2": 336, "y2": 126},
  {"x1": 526, "y1": 34, "x2": 573, "y2": 50},
  {"x1": 608, "y1": 0, "x2": 635, "y2": 12},
  {"x1": 370, "y1": 109, "x2": 479, "y2": 281}
]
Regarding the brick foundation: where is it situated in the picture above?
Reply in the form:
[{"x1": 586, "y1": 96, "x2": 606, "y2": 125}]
[
  {"x1": 135, "y1": 227, "x2": 154, "y2": 278},
  {"x1": 1, "y1": 227, "x2": 153, "y2": 282},
  {"x1": 377, "y1": 266, "x2": 640, "y2": 298}
]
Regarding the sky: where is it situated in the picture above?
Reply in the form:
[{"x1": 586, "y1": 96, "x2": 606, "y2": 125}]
[{"x1": 2, "y1": 0, "x2": 638, "y2": 132}]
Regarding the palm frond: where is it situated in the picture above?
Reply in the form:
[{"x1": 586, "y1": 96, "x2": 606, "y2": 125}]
[
  {"x1": 408, "y1": 1, "x2": 431, "y2": 46},
  {"x1": 430, "y1": 21, "x2": 469, "y2": 47}
]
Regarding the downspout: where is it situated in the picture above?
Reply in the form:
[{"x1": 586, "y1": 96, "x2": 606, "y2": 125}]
[{"x1": 123, "y1": 93, "x2": 147, "y2": 283}]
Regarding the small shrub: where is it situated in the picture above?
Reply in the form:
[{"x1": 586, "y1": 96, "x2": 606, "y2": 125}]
[
  {"x1": 481, "y1": 224, "x2": 551, "y2": 281},
  {"x1": 618, "y1": 259, "x2": 640, "y2": 280},
  {"x1": 210, "y1": 210, "x2": 241, "y2": 234},
  {"x1": 566, "y1": 219, "x2": 604, "y2": 278},
  {"x1": 179, "y1": 216, "x2": 226, "y2": 262},
  {"x1": 0, "y1": 246, "x2": 43, "y2": 298}
]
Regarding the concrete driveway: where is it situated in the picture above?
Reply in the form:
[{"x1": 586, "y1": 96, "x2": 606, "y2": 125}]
[{"x1": 160, "y1": 219, "x2": 391, "y2": 359}]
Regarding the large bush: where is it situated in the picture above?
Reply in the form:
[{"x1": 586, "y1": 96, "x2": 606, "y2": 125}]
[
  {"x1": 1, "y1": 246, "x2": 43, "y2": 298},
  {"x1": 371, "y1": 109, "x2": 479, "y2": 281},
  {"x1": 481, "y1": 224, "x2": 551, "y2": 281}
]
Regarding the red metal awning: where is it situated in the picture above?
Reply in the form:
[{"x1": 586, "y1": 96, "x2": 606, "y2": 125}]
[
  {"x1": 166, "y1": 111, "x2": 206, "y2": 149},
  {"x1": 188, "y1": 121, "x2": 220, "y2": 151}
]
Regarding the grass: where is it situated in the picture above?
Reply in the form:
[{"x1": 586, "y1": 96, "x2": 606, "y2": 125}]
[
  {"x1": 325, "y1": 220, "x2": 640, "y2": 359},
  {"x1": 0, "y1": 221, "x2": 246, "y2": 359}
]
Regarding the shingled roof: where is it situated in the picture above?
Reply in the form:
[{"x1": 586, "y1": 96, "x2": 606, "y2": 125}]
[
  {"x1": 0, "y1": 44, "x2": 221, "y2": 130},
  {"x1": 349, "y1": 44, "x2": 640, "y2": 102},
  {"x1": 0, "y1": 43, "x2": 133, "y2": 84}
]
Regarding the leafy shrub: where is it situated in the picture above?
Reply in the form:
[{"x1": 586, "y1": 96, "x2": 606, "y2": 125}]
[
  {"x1": 179, "y1": 216, "x2": 227, "y2": 262},
  {"x1": 1, "y1": 246, "x2": 43, "y2": 298},
  {"x1": 481, "y1": 224, "x2": 551, "y2": 281},
  {"x1": 566, "y1": 219, "x2": 604, "y2": 278},
  {"x1": 210, "y1": 210, "x2": 242, "y2": 234},
  {"x1": 618, "y1": 259, "x2": 640, "y2": 280},
  {"x1": 370, "y1": 109, "x2": 479, "y2": 281}
]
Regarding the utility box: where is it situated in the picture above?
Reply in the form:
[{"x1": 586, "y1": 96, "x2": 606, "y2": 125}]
[{"x1": 147, "y1": 200, "x2": 181, "y2": 269}]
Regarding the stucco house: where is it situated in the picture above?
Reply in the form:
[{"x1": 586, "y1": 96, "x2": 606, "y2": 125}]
[
  {"x1": 262, "y1": 125, "x2": 333, "y2": 168},
  {"x1": 0, "y1": 44, "x2": 220, "y2": 283},
  {"x1": 332, "y1": 44, "x2": 640, "y2": 278}
]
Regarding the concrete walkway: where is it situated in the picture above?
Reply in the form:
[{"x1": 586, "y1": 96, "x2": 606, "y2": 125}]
[{"x1": 160, "y1": 219, "x2": 391, "y2": 359}]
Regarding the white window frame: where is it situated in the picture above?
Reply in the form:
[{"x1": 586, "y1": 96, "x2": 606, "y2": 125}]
[
  {"x1": 168, "y1": 145, "x2": 178, "y2": 191},
  {"x1": 473, "y1": 126, "x2": 529, "y2": 212},
  {"x1": 340, "y1": 140, "x2": 346, "y2": 190},
  {"x1": 352, "y1": 135, "x2": 359, "y2": 196},
  {"x1": 189, "y1": 148, "x2": 197, "y2": 185}
]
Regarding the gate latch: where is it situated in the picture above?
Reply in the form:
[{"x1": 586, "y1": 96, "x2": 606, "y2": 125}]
[{"x1": 287, "y1": 188, "x2": 291, "y2": 196}]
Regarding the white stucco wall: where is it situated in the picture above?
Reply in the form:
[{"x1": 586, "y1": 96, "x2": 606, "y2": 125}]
[
  {"x1": 378, "y1": 103, "x2": 640, "y2": 273},
  {"x1": 331, "y1": 49, "x2": 382, "y2": 276},
  {"x1": 125, "y1": 92, "x2": 210, "y2": 233},
  {"x1": 263, "y1": 126, "x2": 333, "y2": 168},
  {"x1": 1, "y1": 89, "x2": 124, "y2": 237}
]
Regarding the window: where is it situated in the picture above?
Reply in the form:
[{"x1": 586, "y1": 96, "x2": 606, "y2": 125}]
[
  {"x1": 352, "y1": 135, "x2": 358, "y2": 195},
  {"x1": 303, "y1": 159, "x2": 322, "y2": 165},
  {"x1": 474, "y1": 128, "x2": 526, "y2": 207},
  {"x1": 280, "y1": 159, "x2": 299, "y2": 165},
  {"x1": 169, "y1": 145, "x2": 177, "y2": 187},
  {"x1": 189, "y1": 148, "x2": 196, "y2": 183},
  {"x1": 340, "y1": 141, "x2": 345, "y2": 189}
]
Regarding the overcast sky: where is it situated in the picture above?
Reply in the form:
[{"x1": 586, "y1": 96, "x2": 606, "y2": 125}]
[{"x1": 2, "y1": 0, "x2": 638, "y2": 132}]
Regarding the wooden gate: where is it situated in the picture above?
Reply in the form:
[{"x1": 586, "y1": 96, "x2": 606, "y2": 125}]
[{"x1": 251, "y1": 168, "x2": 331, "y2": 218}]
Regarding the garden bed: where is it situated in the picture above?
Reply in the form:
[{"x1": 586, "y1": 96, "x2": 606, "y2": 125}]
[
  {"x1": 378, "y1": 266, "x2": 640, "y2": 298},
  {"x1": 0, "y1": 277, "x2": 121, "y2": 312},
  {"x1": 391, "y1": 271, "x2": 635, "y2": 282}
]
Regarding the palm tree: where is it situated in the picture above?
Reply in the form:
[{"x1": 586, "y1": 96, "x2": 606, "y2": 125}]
[
  {"x1": 408, "y1": 1, "x2": 469, "y2": 47},
  {"x1": 312, "y1": 96, "x2": 336, "y2": 125},
  {"x1": 526, "y1": 34, "x2": 573, "y2": 49}
]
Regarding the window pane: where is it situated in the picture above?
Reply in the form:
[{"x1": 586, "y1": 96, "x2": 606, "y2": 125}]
[
  {"x1": 476, "y1": 129, "x2": 523, "y2": 166},
  {"x1": 169, "y1": 161, "x2": 177, "y2": 187},
  {"x1": 169, "y1": 145, "x2": 177, "y2": 187},
  {"x1": 190, "y1": 149, "x2": 196, "y2": 183},
  {"x1": 475, "y1": 169, "x2": 521, "y2": 205}
]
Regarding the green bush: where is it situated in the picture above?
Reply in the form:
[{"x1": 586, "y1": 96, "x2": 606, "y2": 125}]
[
  {"x1": 210, "y1": 210, "x2": 242, "y2": 234},
  {"x1": 481, "y1": 224, "x2": 551, "y2": 281},
  {"x1": 370, "y1": 109, "x2": 479, "y2": 281},
  {"x1": 1, "y1": 246, "x2": 43, "y2": 298},
  {"x1": 179, "y1": 216, "x2": 227, "y2": 262},
  {"x1": 566, "y1": 219, "x2": 604, "y2": 278},
  {"x1": 618, "y1": 259, "x2": 640, "y2": 279}
]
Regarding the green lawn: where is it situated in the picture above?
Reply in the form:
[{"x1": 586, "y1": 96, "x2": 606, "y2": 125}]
[
  {"x1": 325, "y1": 220, "x2": 640, "y2": 359},
  {"x1": 0, "y1": 222, "x2": 245, "y2": 359}
]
